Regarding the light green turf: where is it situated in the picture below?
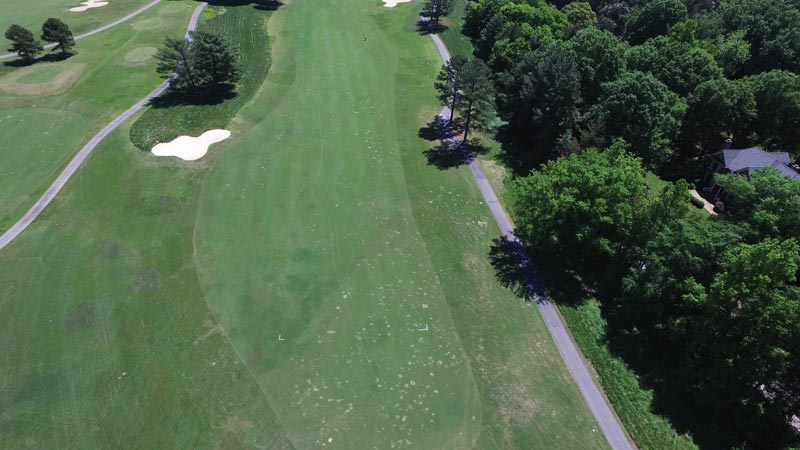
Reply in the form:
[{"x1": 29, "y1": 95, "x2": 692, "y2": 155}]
[
  {"x1": 0, "y1": 108, "x2": 86, "y2": 226},
  {"x1": 1, "y1": 0, "x2": 155, "y2": 49},
  {"x1": 193, "y1": 0, "x2": 608, "y2": 448},
  {"x1": 0, "y1": 0, "x2": 611, "y2": 448},
  {"x1": 0, "y1": 0, "x2": 195, "y2": 233}
]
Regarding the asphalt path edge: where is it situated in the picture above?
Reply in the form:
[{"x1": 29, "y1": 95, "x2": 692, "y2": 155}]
[
  {"x1": 426, "y1": 23, "x2": 636, "y2": 450},
  {"x1": 0, "y1": 2, "x2": 208, "y2": 251},
  {"x1": 0, "y1": 0, "x2": 163, "y2": 60}
]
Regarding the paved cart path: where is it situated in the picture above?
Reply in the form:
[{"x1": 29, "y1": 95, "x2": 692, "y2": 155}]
[
  {"x1": 0, "y1": 0, "x2": 163, "y2": 60},
  {"x1": 427, "y1": 24, "x2": 635, "y2": 450},
  {"x1": 0, "y1": 2, "x2": 207, "y2": 251}
]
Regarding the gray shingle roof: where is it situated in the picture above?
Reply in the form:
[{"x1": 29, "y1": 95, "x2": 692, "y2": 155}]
[{"x1": 711, "y1": 148, "x2": 800, "y2": 180}]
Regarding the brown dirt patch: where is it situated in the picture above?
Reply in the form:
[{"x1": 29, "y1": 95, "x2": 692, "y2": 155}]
[{"x1": 0, "y1": 63, "x2": 86, "y2": 96}]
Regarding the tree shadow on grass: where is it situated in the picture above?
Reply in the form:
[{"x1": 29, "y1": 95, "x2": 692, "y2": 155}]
[
  {"x1": 420, "y1": 115, "x2": 489, "y2": 170},
  {"x1": 416, "y1": 19, "x2": 448, "y2": 36},
  {"x1": 254, "y1": 0, "x2": 284, "y2": 10},
  {"x1": 3, "y1": 51, "x2": 72, "y2": 68},
  {"x1": 148, "y1": 86, "x2": 236, "y2": 108},
  {"x1": 203, "y1": 0, "x2": 284, "y2": 9},
  {"x1": 488, "y1": 236, "x2": 535, "y2": 301}
]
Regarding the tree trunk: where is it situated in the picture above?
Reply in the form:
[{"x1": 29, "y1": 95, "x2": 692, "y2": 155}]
[
  {"x1": 180, "y1": 49, "x2": 197, "y2": 89},
  {"x1": 463, "y1": 101, "x2": 473, "y2": 144},
  {"x1": 448, "y1": 93, "x2": 457, "y2": 122}
]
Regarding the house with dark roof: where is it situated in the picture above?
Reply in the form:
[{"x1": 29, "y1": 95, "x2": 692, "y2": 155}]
[{"x1": 701, "y1": 147, "x2": 800, "y2": 201}]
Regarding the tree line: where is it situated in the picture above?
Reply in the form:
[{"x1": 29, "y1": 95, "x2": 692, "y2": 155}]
[
  {"x1": 5, "y1": 19, "x2": 75, "y2": 61},
  {"x1": 456, "y1": 0, "x2": 800, "y2": 172},
  {"x1": 437, "y1": 0, "x2": 800, "y2": 447}
]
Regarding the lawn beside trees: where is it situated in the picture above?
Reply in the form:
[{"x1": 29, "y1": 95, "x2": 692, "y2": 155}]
[
  {"x1": 130, "y1": 4, "x2": 273, "y2": 150},
  {"x1": 439, "y1": 0, "x2": 800, "y2": 447}
]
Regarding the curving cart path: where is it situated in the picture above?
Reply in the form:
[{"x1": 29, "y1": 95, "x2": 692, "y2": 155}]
[
  {"x1": 425, "y1": 20, "x2": 636, "y2": 450},
  {"x1": 0, "y1": 2, "x2": 207, "y2": 251},
  {"x1": 1, "y1": 0, "x2": 163, "y2": 60}
]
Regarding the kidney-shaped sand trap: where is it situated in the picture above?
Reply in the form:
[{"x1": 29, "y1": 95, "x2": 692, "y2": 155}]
[
  {"x1": 151, "y1": 130, "x2": 231, "y2": 161},
  {"x1": 383, "y1": 0, "x2": 411, "y2": 7},
  {"x1": 70, "y1": 0, "x2": 109, "y2": 12}
]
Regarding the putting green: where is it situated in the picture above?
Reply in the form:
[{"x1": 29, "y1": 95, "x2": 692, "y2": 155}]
[
  {"x1": 1, "y1": 0, "x2": 156, "y2": 49},
  {"x1": 121, "y1": 46, "x2": 157, "y2": 65}
]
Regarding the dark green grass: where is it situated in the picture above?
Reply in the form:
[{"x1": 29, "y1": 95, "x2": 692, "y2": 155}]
[
  {"x1": 555, "y1": 296, "x2": 699, "y2": 450},
  {"x1": 129, "y1": 4, "x2": 272, "y2": 150}
]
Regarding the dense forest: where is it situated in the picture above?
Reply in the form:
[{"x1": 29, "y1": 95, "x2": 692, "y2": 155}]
[{"x1": 451, "y1": 0, "x2": 800, "y2": 447}]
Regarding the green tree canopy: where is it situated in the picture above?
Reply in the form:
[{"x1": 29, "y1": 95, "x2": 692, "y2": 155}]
[
  {"x1": 434, "y1": 54, "x2": 468, "y2": 122},
  {"x1": 719, "y1": 0, "x2": 800, "y2": 73},
  {"x1": 566, "y1": 26, "x2": 626, "y2": 102},
  {"x1": 509, "y1": 143, "x2": 684, "y2": 272},
  {"x1": 4, "y1": 24, "x2": 43, "y2": 61},
  {"x1": 704, "y1": 30, "x2": 751, "y2": 78},
  {"x1": 714, "y1": 167, "x2": 800, "y2": 241},
  {"x1": 423, "y1": 0, "x2": 456, "y2": 27},
  {"x1": 563, "y1": 2, "x2": 597, "y2": 38},
  {"x1": 501, "y1": 42, "x2": 580, "y2": 154},
  {"x1": 685, "y1": 77, "x2": 756, "y2": 150},
  {"x1": 592, "y1": 71, "x2": 686, "y2": 166},
  {"x1": 626, "y1": 36, "x2": 723, "y2": 96},
  {"x1": 455, "y1": 58, "x2": 496, "y2": 142},
  {"x1": 41, "y1": 18, "x2": 74, "y2": 56},
  {"x1": 624, "y1": 0, "x2": 688, "y2": 45},
  {"x1": 743, "y1": 70, "x2": 800, "y2": 152},
  {"x1": 155, "y1": 30, "x2": 242, "y2": 92}
]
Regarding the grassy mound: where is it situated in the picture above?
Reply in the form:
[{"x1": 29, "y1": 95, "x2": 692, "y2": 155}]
[{"x1": 129, "y1": 5, "x2": 272, "y2": 150}]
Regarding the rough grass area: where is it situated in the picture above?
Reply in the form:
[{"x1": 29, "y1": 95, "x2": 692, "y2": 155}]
[
  {"x1": 438, "y1": 0, "x2": 472, "y2": 57},
  {"x1": 129, "y1": 5, "x2": 272, "y2": 150},
  {"x1": 556, "y1": 297, "x2": 699, "y2": 450}
]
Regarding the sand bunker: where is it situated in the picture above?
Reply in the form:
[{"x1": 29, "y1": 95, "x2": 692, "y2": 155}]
[
  {"x1": 70, "y1": 0, "x2": 109, "y2": 12},
  {"x1": 383, "y1": 0, "x2": 411, "y2": 6},
  {"x1": 151, "y1": 130, "x2": 231, "y2": 161}
]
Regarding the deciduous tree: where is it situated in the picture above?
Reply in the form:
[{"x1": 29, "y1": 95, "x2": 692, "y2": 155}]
[
  {"x1": 624, "y1": 0, "x2": 687, "y2": 45},
  {"x1": 592, "y1": 71, "x2": 686, "y2": 167}
]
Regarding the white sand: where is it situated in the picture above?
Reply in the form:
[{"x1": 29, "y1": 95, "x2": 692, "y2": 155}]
[
  {"x1": 383, "y1": 0, "x2": 411, "y2": 7},
  {"x1": 70, "y1": 0, "x2": 109, "y2": 12},
  {"x1": 151, "y1": 129, "x2": 231, "y2": 161}
]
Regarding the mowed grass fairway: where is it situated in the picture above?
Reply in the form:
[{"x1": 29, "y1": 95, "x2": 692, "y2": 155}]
[
  {"x1": 0, "y1": 0, "x2": 196, "y2": 233},
  {"x1": 0, "y1": 1, "x2": 610, "y2": 449},
  {"x1": 1, "y1": 0, "x2": 155, "y2": 48},
  {"x1": 194, "y1": 0, "x2": 608, "y2": 448}
]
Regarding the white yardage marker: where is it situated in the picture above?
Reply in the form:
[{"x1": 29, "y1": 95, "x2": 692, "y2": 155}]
[
  {"x1": 418, "y1": 324, "x2": 428, "y2": 332},
  {"x1": 278, "y1": 334, "x2": 285, "y2": 341}
]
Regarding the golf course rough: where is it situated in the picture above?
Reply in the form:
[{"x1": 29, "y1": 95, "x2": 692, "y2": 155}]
[{"x1": 0, "y1": 0, "x2": 610, "y2": 449}]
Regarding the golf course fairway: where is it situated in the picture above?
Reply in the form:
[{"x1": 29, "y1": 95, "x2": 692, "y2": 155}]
[
  {"x1": 0, "y1": 0, "x2": 612, "y2": 448},
  {"x1": 194, "y1": 0, "x2": 609, "y2": 448}
]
